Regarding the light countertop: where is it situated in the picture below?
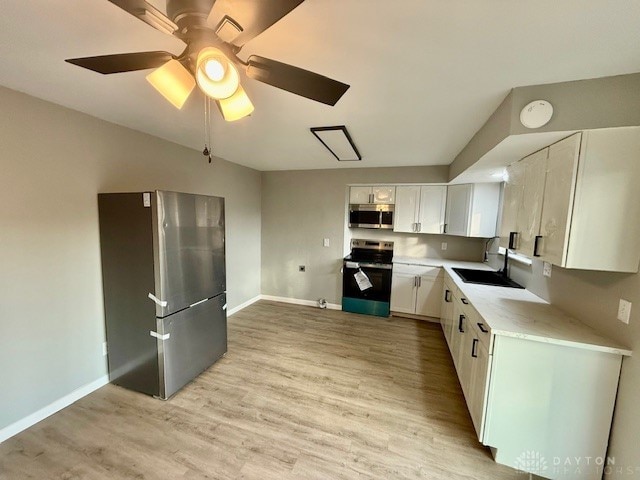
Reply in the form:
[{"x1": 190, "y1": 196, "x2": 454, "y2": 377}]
[{"x1": 392, "y1": 256, "x2": 632, "y2": 356}]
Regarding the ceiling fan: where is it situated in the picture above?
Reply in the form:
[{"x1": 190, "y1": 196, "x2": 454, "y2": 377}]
[{"x1": 66, "y1": 0, "x2": 350, "y2": 121}]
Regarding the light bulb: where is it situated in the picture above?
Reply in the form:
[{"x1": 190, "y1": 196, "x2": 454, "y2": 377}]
[
  {"x1": 204, "y1": 59, "x2": 224, "y2": 81},
  {"x1": 196, "y1": 47, "x2": 239, "y2": 100}
]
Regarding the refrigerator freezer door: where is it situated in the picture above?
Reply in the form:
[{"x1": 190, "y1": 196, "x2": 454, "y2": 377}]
[
  {"x1": 153, "y1": 191, "x2": 226, "y2": 317},
  {"x1": 157, "y1": 293, "x2": 227, "y2": 399}
]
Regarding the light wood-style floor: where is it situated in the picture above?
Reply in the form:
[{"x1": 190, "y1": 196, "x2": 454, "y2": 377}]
[{"x1": 0, "y1": 301, "x2": 525, "y2": 479}]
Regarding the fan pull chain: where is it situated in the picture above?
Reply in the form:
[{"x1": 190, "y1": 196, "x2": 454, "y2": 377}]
[
  {"x1": 202, "y1": 96, "x2": 213, "y2": 163},
  {"x1": 207, "y1": 97, "x2": 213, "y2": 164}
]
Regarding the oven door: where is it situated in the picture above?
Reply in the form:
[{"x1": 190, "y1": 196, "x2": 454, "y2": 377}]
[{"x1": 342, "y1": 263, "x2": 392, "y2": 302}]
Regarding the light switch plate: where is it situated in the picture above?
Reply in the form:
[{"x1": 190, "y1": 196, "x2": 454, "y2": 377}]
[
  {"x1": 441, "y1": 242, "x2": 447, "y2": 251},
  {"x1": 618, "y1": 299, "x2": 632, "y2": 324},
  {"x1": 543, "y1": 262, "x2": 552, "y2": 278},
  {"x1": 323, "y1": 238, "x2": 330, "y2": 247}
]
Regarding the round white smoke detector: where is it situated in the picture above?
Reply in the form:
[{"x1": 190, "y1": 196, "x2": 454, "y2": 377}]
[{"x1": 520, "y1": 100, "x2": 554, "y2": 129}]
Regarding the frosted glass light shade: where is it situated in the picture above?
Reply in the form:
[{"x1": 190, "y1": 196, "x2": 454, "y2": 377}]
[
  {"x1": 196, "y1": 47, "x2": 239, "y2": 100},
  {"x1": 146, "y1": 59, "x2": 195, "y2": 109},
  {"x1": 218, "y1": 85, "x2": 254, "y2": 121}
]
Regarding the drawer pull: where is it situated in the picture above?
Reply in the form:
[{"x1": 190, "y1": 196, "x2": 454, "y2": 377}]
[
  {"x1": 471, "y1": 338, "x2": 478, "y2": 358},
  {"x1": 477, "y1": 323, "x2": 489, "y2": 333},
  {"x1": 461, "y1": 298, "x2": 469, "y2": 305},
  {"x1": 458, "y1": 314, "x2": 465, "y2": 333},
  {"x1": 444, "y1": 289, "x2": 452, "y2": 302}
]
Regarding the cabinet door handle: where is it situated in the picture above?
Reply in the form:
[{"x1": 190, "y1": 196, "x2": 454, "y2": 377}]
[
  {"x1": 477, "y1": 322, "x2": 489, "y2": 333},
  {"x1": 444, "y1": 289, "x2": 452, "y2": 302},
  {"x1": 461, "y1": 298, "x2": 469, "y2": 305},
  {"x1": 471, "y1": 338, "x2": 478, "y2": 358},
  {"x1": 413, "y1": 222, "x2": 417, "y2": 232},
  {"x1": 443, "y1": 223, "x2": 447, "y2": 234},
  {"x1": 417, "y1": 276, "x2": 421, "y2": 287},
  {"x1": 458, "y1": 314, "x2": 465, "y2": 333},
  {"x1": 414, "y1": 276, "x2": 418, "y2": 287},
  {"x1": 417, "y1": 222, "x2": 421, "y2": 232},
  {"x1": 509, "y1": 231, "x2": 518, "y2": 250},
  {"x1": 533, "y1": 235, "x2": 542, "y2": 257}
]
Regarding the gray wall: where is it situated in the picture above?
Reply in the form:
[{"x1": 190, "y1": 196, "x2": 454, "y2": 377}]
[
  {"x1": 261, "y1": 167, "x2": 486, "y2": 305},
  {"x1": 488, "y1": 253, "x2": 640, "y2": 477},
  {"x1": 449, "y1": 73, "x2": 640, "y2": 181},
  {"x1": 0, "y1": 86, "x2": 261, "y2": 430}
]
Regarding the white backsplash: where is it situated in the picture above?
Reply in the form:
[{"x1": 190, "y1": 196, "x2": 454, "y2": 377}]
[{"x1": 348, "y1": 228, "x2": 489, "y2": 262}]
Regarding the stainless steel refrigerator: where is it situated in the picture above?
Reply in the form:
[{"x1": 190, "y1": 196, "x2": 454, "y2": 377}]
[{"x1": 98, "y1": 190, "x2": 227, "y2": 399}]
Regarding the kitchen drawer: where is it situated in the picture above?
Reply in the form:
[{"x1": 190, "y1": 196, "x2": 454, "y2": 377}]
[
  {"x1": 470, "y1": 315, "x2": 492, "y2": 350},
  {"x1": 394, "y1": 263, "x2": 443, "y2": 278}
]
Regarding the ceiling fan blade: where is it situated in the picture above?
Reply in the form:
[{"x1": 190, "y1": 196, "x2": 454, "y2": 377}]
[
  {"x1": 107, "y1": 0, "x2": 178, "y2": 34},
  {"x1": 209, "y1": 0, "x2": 305, "y2": 46},
  {"x1": 246, "y1": 56, "x2": 350, "y2": 106},
  {"x1": 66, "y1": 52, "x2": 176, "y2": 74}
]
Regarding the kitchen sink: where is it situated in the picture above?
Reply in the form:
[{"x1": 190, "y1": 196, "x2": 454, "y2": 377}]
[{"x1": 452, "y1": 268, "x2": 524, "y2": 289}]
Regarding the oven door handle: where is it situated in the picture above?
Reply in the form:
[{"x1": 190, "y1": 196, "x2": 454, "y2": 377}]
[{"x1": 348, "y1": 262, "x2": 393, "y2": 270}]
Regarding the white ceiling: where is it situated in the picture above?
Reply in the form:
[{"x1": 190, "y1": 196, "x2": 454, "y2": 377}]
[{"x1": 1, "y1": 1, "x2": 640, "y2": 171}]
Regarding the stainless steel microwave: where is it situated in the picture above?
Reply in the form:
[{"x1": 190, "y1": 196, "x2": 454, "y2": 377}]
[{"x1": 348, "y1": 204, "x2": 394, "y2": 229}]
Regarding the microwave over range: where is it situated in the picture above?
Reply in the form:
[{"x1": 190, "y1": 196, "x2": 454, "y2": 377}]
[{"x1": 348, "y1": 204, "x2": 394, "y2": 229}]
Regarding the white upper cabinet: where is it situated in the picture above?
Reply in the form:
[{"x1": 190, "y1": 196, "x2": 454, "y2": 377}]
[
  {"x1": 349, "y1": 186, "x2": 395, "y2": 204},
  {"x1": 498, "y1": 161, "x2": 525, "y2": 249},
  {"x1": 349, "y1": 186, "x2": 373, "y2": 204},
  {"x1": 538, "y1": 134, "x2": 581, "y2": 265},
  {"x1": 500, "y1": 149, "x2": 548, "y2": 256},
  {"x1": 517, "y1": 150, "x2": 548, "y2": 257},
  {"x1": 393, "y1": 186, "x2": 421, "y2": 233},
  {"x1": 445, "y1": 184, "x2": 501, "y2": 237},
  {"x1": 445, "y1": 185, "x2": 472, "y2": 236},
  {"x1": 418, "y1": 186, "x2": 447, "y2": 234},
  {"x1": 394, "y1": 185, "x2": 446, "y2": 234},
  {"x1": 537, "y1": 129, "x2": 640, "y2": 272},
  {"x1": 372, "y1": 186, "x2": 395, "y2": 204}
]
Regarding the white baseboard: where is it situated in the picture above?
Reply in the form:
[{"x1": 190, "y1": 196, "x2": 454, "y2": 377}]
[
  {"x1": 0, "y1": 374, "x2": 109, "y2": 444},
  {"x1": 260, "y1": 295, "x2": 342, "y2": 311},
  {"x1": 0, "y1": 294, "x2": 339, "y2": 444},
  {"x1": 227, "y1": 295, "x2": 262, "y2": 316}
]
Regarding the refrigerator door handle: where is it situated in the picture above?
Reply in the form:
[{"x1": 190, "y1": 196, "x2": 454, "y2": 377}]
[
  {"x1": 150, "y1": 331, "x2": 171, "y2": 340},
  {"x1": 148, "y1": 292, "x2": 168, "y2": 308}
]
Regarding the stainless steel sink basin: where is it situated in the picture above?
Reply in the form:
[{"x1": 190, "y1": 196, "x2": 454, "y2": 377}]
[{"x1": 452, "y1": 268, "x2": 524, "y2": 289}]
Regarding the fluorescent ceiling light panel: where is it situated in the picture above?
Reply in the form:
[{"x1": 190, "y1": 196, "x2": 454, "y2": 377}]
[{"x1": 310, "y1": 126, "x2": 362, "y2": 161}]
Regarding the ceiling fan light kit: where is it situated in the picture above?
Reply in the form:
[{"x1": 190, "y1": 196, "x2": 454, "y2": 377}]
[
  {"x1": 217, "y1": 85, "x2": 254, "y2": 121},
  {"x1": 146, "y1": 59, "x2": 196, "y2": 108},
  {"x1": 195, "y1": 47, "x2": 240, "y2": 100},
  {"x1": 66, "y1": 0, "x2": 350, "y2": 122}
]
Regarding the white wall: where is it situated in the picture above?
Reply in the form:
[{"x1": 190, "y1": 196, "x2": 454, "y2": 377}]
[{"x1": 0, "y1": 86, "x2": 261, "y2": 431}]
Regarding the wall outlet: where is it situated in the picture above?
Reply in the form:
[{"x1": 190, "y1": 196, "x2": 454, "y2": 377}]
[
  {"x1": 299, "y1": 265, "x2": 306, "y2": 272},
  {"x1": 102, "y1": 341, "x2": 108, "y2": 356},
  {"x1": 618, "y1": 299, "x2": 632, "y2": 324},
  {"x1": 441, "y1": 242, "x2": 447, "y2": 251},
  {"x1": 323, "y1": 238, "x2": 330, "y2": 247},
  {"x1": 543, "y1": 262, "x2": 552, "y2": 278}
]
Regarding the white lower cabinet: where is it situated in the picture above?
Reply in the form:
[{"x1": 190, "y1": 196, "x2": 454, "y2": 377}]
[
  {"x1": 439, "y1": 278, "x2": 455, "y2": 347},
  {"x1": 440, "y1": 271, "x2": 624, "y2": 479},
  {"x1": 391, "y1": 264, "x2": 443, "y2": 317}
]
